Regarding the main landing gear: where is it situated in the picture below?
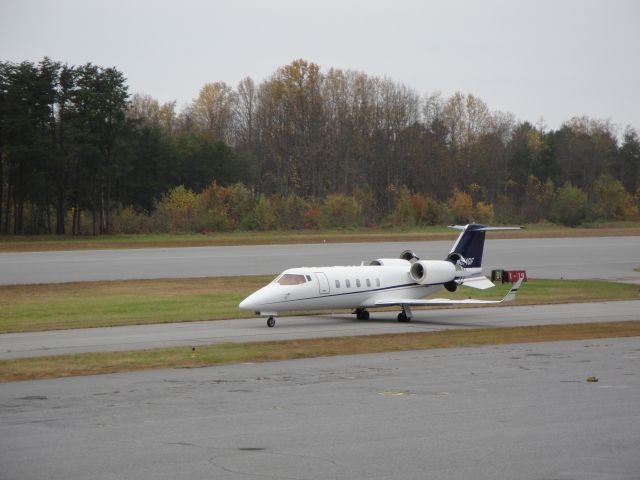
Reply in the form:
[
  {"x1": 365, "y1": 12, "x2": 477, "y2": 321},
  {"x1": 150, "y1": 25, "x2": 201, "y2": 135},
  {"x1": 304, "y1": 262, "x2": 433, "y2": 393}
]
[
  {"x1": 397, "y1": 305, "x2": 412, "y2": 323},
  {"x1": 267, "y1": 316, "x2": 276, "y2": 328},
  {"x1": 355, "y1": 308, "x2": 370, "y2": 320}
]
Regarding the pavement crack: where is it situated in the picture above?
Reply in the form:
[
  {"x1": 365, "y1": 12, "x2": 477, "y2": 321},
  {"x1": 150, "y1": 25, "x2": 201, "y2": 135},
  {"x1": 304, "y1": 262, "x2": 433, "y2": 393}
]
[
  {"x1": 208, "y1": 454, "x2": 303, "y2": 480},
  {"x1": 207, "y1": 449, "x2": 347, "y2": 480}
]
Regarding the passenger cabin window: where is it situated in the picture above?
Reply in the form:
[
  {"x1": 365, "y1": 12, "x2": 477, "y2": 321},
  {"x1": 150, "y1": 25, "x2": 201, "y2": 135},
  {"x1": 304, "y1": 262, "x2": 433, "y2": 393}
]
[
  {"x1": 335, "y1": 279, "x2": 340, "y2": 288},
  {"x1": 366, "y1": 279, "x2": 371, "y2": 287},
  {"x1": 275, "y1": 274, "x2": 307, "y2": 285},
  {"x1": 346, "y1": 279, "x2": 351, "y2": 288},
  {"x1": 356, "y1": 279, "x2": 361, "y2": 288},
  {"x1": 376, "y1": 278, "x2": 380, "y2": 287}
]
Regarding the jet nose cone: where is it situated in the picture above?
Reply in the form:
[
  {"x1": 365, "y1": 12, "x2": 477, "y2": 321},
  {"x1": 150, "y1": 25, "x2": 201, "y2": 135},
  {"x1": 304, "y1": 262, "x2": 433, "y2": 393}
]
[
  {"x1": 239, "y1": 295, "x2": 254, "y2": 310},
  {"x1": 239, "y1": 290, "x2": 262, "y2": 310}
]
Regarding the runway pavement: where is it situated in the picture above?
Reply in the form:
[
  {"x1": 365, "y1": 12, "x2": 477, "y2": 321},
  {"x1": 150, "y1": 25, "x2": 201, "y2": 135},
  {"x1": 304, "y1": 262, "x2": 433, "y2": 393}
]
[
  {"x1": 2, "y1": 300, "x2": 639, "y2": 360},
  {"x1": 1, "y1": 235, "x2": 640, "y2": 285},
  {"x1": 1, "y1": 337, "x2": 639, "y2": 480}
]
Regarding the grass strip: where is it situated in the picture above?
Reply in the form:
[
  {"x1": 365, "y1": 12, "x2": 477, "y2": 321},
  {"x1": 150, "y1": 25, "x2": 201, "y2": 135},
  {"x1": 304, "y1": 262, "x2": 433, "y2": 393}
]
[
  {"x1": 0, "y1": 276, "x2": 271, "y2": 333},
  {"x1": 1, "y1": 277, "x2": 638, "y2": 334},
  {"x1": 1, "y1": 222, "x2": 640, "y2": 252},
  {"x1": 1, "y1": 320, "x2": 639, "y2": 383}
]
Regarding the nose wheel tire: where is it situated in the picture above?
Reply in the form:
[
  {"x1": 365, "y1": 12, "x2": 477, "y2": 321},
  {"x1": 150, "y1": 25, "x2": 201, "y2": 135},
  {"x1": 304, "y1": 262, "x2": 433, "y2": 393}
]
[{"x1": 267, "y1": 316, "x2": 276, "y2": 328}]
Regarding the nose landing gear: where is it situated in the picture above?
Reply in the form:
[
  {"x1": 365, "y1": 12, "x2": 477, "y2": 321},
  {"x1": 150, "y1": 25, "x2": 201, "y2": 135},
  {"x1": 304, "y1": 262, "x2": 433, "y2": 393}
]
[{"x1": 267, "y1": 316, "x2": 276, "y2": 328}]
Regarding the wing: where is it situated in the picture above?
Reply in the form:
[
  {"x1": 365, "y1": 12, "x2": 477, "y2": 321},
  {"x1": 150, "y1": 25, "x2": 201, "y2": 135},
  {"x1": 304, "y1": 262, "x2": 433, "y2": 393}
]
[{"x1": 374, "y1": 278, "x2": 523, "y2": 307}]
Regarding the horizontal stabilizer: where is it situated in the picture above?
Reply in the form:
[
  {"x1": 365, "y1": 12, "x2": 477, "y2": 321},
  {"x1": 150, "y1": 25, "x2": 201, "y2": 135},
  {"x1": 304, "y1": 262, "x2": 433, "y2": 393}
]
[
  {"x1": 463, "y1": 275, "x2": 495, "y2": 290},
  {"x1": 448, "y1": 225, "x2": 524, "y2": 232},
  {"x1": 374, "y1": 277, "x2": 523, "y2": 308}
]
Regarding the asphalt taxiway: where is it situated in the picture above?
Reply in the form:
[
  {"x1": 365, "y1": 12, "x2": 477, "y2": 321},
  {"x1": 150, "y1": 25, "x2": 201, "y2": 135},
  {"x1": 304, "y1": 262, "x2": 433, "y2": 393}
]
[
  {"x1": 1, "y1": 338, "x2": 639, "y2": 480},
  {"x1": 2, "y1": 300, "x2": 639, "y2": 360}
]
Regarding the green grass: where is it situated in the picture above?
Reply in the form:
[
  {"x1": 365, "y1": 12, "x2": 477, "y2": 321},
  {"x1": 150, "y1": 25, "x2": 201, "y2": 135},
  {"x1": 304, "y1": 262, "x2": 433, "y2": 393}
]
[
  {"x1": 3, "y1": 292, "x2": 237, "y2": 330},
  {"x1": 1, "y1": 221, "x2": 640, "y2": 252},
  {"x1": 0, "y1": 276, "x2": 271, "y2": 333},
  {"x1": 443, "y1": 278, "x2": 640, "y2": 304},
  {"x1": 1, "y1": 276, "x2": 638, "y2": 334},
  {"x1": 2, "y1": 320, "x2": 639, "y2": 382}
]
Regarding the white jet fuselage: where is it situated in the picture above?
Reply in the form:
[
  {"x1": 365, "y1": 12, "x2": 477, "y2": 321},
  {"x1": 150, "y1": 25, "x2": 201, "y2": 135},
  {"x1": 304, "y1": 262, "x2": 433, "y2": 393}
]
[
  {"x1": 239, "y1": 224, "x2": 525, "y2": 327},
  {"x1": 239, "y1": 264, "x2": 442, "y2": 314}
]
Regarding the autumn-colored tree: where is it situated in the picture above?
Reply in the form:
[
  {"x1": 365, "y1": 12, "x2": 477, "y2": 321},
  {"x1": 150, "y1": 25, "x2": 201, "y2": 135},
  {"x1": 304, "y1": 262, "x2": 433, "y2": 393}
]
[
  {"x1": 128, "y1": 94, "x2": 176, "y2": 134},
  {"x1": 153, "y1": 185, "x2": 198, "y2": 232},
  {"x1": 593, "y1": 175, "x2": 635, "y2": 220},
  {"x1": 253, "y1": 195, "x2": 278, "y2": 231},
  {"x1": 186, "y1": 82, "x2": 236, "y2": 143},
  {"x1": 448, "y1": 190, "x2": 473, "y2": 224},
  {"x1": 5, "y1": 57, "x2": 640, "y2": 235},
  {"x1": 319, "y1": 193, "x2": 362, "y2": 229},
  {"x1": 474, "y1": 201, "x2": 494, "y2": 224}
]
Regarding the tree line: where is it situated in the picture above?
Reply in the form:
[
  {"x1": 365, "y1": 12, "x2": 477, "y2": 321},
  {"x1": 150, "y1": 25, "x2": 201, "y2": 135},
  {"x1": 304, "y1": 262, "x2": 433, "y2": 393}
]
[{"x1": 1, "y1": 58, "x2": 639, "y2": 235}]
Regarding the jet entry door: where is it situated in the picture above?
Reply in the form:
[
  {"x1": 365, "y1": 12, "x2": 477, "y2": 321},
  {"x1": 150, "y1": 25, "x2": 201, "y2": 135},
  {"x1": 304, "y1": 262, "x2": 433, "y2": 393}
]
[{"x1": 314, "y1": 272, "x2": 330, "y2": 295}]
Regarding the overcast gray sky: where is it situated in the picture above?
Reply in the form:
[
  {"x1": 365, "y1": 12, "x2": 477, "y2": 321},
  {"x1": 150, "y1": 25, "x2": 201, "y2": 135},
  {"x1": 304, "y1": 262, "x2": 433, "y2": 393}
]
[{"x1": 1, "y1": 0, "x2": 638, "y2": 130}]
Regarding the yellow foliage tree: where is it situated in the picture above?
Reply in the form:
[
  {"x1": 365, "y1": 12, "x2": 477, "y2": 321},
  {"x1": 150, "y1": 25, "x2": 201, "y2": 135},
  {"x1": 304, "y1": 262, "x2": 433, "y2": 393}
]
[
  {"x1": 448, "y1": 190, "x2": 473, "y2": 224},
  {"x1": 474, "y1": 201, "x2": 494, "y2": 224}
]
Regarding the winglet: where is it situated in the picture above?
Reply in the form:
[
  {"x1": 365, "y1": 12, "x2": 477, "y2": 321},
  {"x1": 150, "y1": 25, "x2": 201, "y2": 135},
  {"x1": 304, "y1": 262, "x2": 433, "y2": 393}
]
[{"x1": 502, "y1": 277, "x2": 523, "y2": 303}]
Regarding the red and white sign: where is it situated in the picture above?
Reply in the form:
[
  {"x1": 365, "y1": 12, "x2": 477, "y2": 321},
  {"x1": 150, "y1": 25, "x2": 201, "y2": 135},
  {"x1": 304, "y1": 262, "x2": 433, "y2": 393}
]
[{"x1": 506, "y1": 270, "x2": 527, "y2": 283}]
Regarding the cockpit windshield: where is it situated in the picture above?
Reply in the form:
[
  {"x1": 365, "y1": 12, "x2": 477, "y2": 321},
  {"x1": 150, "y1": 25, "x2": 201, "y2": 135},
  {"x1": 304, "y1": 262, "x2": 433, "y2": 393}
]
[{"x1": 273, "y1": 273, "x2": 308, "y2": 285}]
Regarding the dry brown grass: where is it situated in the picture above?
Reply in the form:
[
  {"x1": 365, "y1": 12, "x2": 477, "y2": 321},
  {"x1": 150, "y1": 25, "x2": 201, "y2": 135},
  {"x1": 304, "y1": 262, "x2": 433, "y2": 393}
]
[{"x1": 1, "y1": 320, "x2": 639, "y2": 382}]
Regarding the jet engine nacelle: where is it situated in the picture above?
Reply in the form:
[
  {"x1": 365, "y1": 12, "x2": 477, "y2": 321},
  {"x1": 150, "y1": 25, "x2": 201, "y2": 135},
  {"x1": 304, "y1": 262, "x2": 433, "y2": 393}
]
[
  {"x1": 409, "y1": 260, "x2": 457, "y2": 285},
  {"x1": 369, "y1": 258, "x2": 411, "y2": 267}
]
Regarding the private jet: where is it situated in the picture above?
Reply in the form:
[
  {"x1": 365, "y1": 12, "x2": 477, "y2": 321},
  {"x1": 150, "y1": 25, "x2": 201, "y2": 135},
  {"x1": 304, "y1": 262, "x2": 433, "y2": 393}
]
[{"x1": 239, "y1": 224, "x2": 525, "y2": 327}]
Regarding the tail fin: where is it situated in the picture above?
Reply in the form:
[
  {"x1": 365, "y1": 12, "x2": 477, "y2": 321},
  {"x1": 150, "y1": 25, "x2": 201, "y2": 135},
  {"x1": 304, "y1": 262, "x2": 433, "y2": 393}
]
[{"x1": 447, "y1": 224, "x2": 522, "y2": 269}]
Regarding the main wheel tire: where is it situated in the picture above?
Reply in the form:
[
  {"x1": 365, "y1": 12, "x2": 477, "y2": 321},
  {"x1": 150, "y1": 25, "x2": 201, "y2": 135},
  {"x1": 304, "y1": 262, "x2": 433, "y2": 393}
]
[
  {"x1": 444, "y1": 280, "x2": 458, "y2": 293},
  {"x1": 362, "y1": 310, "x2": 370, "y2": 320},
  {"x1": 397, "y1": 312, "x2": 409, "y2": 322},
  {"x1": 267, "y1": 317, "x2": 275, "y2": 328}
]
